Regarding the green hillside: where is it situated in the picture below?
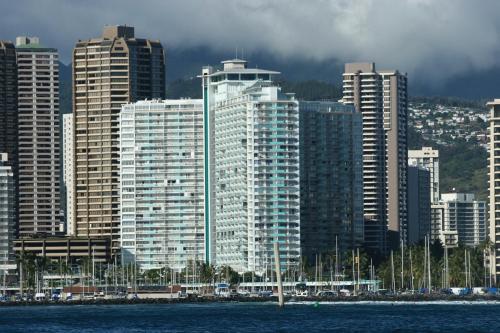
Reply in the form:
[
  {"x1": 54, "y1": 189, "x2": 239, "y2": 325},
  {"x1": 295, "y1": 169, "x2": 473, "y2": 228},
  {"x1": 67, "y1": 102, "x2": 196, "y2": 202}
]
[{"x1": 409, "y1": 125, "x2": 488, "y2": 201}]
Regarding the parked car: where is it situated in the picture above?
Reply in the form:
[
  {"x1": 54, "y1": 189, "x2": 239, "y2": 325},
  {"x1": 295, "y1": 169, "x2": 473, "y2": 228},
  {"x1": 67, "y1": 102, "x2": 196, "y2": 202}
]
[
  {"x1": 258, "y1": 290, "x2": 273, "y2": 297},
  {"x1": 316, "y1": 290, "x2": 337, "y2": 297},
  {"x1": 296, "y1": 290, "x2": 309, "y2": 297},
  {"x1": 339, "y1": 289, "x2": 351, "y2": 297},
  {"x1": 35, "y1": 293, "x2": 46, "y2": 301},
  {"x1": 237, "y1": 289, "x2": 250, "y2": 297},
  {"x1": 215, "y1": 283, "x2": 230, "y2": 297}
]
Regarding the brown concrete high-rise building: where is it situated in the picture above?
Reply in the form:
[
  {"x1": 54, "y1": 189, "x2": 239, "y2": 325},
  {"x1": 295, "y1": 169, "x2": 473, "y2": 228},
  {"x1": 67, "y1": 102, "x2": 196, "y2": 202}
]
[
  {"x1": 342, "y1": 62, "x2": 408, "y2": 253},
  {"x1": 72, "y1": 26, "x2": 165, "y2": 253}
]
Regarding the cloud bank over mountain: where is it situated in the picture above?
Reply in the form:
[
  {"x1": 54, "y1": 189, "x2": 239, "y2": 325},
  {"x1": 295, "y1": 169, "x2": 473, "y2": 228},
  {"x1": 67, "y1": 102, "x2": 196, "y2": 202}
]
[{"x1": 2, "y1": 0, "x2": 500, "y2": 93}]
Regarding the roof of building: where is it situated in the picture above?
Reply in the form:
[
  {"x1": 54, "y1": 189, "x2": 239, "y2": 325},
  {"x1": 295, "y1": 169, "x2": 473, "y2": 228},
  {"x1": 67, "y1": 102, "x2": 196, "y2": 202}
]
[
  {"x1": 204, "y1": 59, "x2": 280, "y2": 77},
  {"x1": 15, "y1": 43, "x2": 57, "y2": 52}
]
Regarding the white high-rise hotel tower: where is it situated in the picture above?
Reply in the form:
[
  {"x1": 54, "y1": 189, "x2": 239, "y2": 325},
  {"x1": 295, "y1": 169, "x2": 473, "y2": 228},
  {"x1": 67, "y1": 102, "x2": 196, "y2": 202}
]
[
  {"x1": 119, "y1": 100, "x2": 205, "y2": 270},
  {"x1": 202, "y1": 59, "x2": 300, "y2": 273}
]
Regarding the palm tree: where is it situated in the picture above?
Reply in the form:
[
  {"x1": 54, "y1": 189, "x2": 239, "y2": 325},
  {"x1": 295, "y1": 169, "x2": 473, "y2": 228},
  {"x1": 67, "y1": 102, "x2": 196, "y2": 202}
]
[
  {"x1": 33, "y1": 256, "x2": 50, "y2": 293},
  {"x1": 144, "y1": 269, "x2": 161, "y2": 285},
  {"x1": 16, "y1": 252, "x2": 37, "y2": 295},
  {"x1": 479, "y1": 238, "x2": 494, "y2": 287},
  {"x1": 217, "y1": 265, "x2": 239, "y2": 286},
  {"x1": 199, "y1": 262, "x2": 215, "y2": 294}
]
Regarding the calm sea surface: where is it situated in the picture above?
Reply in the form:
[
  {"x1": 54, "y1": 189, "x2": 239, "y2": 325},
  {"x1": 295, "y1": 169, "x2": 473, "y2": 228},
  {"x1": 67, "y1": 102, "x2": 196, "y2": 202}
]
[{"x1": 1, "y1": 302, "x2": 500, "y2": 332}]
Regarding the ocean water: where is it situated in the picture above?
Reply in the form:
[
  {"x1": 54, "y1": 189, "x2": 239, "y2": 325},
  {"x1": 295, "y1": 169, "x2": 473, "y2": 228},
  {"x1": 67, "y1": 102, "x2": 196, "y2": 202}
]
[{"x1": 0, "y1": 302, "x2": 500, "y2": 332}]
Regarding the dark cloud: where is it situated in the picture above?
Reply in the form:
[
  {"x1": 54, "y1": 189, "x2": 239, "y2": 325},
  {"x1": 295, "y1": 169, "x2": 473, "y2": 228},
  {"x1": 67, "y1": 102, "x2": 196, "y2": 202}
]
[{"x1": 2, "y1": 0, "x2": 500, "y2": 83}]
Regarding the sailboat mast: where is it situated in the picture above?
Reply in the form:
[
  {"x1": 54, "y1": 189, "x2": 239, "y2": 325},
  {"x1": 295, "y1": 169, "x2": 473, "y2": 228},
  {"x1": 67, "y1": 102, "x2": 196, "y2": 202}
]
[
  {"x1": 427, "y1": 236, "x2": 432, "y2": 292},
  {"x1": 357, "y1": 248, "x2": 360, "y2": 293},
  {"x1": 464, "y1": 249, "x2": 468, "y2": 289},
  {"x1": 335, "y1": 236, "x2": 338, "y2": 289},
  {"x1": 273, "y1": 242, "x2": 284, "y2": 307},
  {"x1": 390, "y1": 250, "x2": 395, "y2": 292},
  {"x1": 401, "y1": 239, "x2": 404, "y2": 290},
  {"x1": 423, "y1": 236, "x2": 427, "y2": 290},
  {"x1": 352, "y1": 250, "x2": 356, "y2": 295},
  {"x1": 409, "y1": 248, "x2": 414, "y2": 291}
]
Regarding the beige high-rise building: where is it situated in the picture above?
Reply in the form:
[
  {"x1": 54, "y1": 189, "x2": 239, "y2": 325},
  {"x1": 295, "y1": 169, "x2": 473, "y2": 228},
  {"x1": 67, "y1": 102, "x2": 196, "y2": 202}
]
[
  {"x1": 343, "y1": 62, "x2": 408, "y2": 252},
  {"x1": 16, "y1": 37, "x2": 61, "y2": 235},
  {"x1": 488, "y1": 99, "x2": 500, "y2": 284},
  {"x1": 72, "y1": 26, "x2": 165, "y2": 253}
]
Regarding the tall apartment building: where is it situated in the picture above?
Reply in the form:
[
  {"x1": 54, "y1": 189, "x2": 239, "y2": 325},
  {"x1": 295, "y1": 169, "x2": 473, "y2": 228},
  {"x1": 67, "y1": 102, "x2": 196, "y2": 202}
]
[
  {"x1": 439, "y1": 193, "x2": 486, "y2": 247},
  {"x1": 0, "y1": 41, "x2": 17, "y2": 228},
  {"x1": 63, "y1": 113, "x2": 74, "y2": 235},
  {"x1": 299, "y1": 101, "x2": 364, "y2": 260},
  {"x1": 407, "y1": 165, "x2": 431, "y2": 244},
  {"x1": 16, "y1": 36, "x2": 61, "y2": 235},
  {"x1": 408, "y1": 147, "x2": 439, "y2": 203},
  {"x1": 0, "y1": 153, "x2": 15, "y2": 267},
  {"x1": 120, "y1": 100, "x2": 205, "y2": 270},
  {"x1": 409, "y1": 147, "x2": 441, "y2": 241},
  {"x1": 202, "y1": 59, "x2": 300, "y2": 273},
  {"x1": 342, "y1": 62, "x2": 408, "y2": 252},
  {"x1": 488, "y1": 99, "x2": 500, "y2": 283},
  {"x1": 73, "y1": 26, "x2": 165, "y2": 253}
]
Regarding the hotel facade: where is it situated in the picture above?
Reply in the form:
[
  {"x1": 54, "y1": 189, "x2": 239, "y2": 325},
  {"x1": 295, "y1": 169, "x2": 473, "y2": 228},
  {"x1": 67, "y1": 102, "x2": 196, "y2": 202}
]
[
  {"x1": 202, "y1": 59, "x2": 300, "y2": 273},
  {"x1": 119, "y1": 100, "x2": 205, "y2": 270}
]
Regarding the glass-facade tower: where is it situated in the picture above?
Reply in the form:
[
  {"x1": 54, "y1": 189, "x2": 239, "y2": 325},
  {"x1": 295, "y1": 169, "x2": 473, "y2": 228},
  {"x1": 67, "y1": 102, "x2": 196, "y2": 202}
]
[{"x1": 299, "y1": 101, "x2": 364, "y2": 261}]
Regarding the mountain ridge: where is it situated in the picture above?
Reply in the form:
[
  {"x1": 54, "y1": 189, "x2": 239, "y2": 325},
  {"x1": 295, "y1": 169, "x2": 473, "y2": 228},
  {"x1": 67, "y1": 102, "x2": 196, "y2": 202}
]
[{"x1": 59, "y1": 46, "x2": 500, "y2": 100}]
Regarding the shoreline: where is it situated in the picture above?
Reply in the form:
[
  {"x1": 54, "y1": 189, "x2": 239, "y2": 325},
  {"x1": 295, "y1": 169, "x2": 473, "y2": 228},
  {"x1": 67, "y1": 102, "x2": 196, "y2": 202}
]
[{"x1": 3, "y1": 294, "x2": 500, "y2": 307}]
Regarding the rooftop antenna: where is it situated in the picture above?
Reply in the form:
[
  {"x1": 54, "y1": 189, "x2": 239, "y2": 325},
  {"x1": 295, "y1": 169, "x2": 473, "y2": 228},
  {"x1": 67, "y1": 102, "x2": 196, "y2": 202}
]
[
  {"x1": 241, "y1": 48, "x2": 245, "y2": 60},
  {"x1": 235, "y1": 46, "x2": 238, "y2": 59}
]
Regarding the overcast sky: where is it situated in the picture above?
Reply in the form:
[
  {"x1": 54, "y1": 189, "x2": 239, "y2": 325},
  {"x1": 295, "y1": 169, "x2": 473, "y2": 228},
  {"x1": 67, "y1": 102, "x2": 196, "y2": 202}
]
[{"x1": 2, "y1": 0, "x2": 500, "y2": 83}]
